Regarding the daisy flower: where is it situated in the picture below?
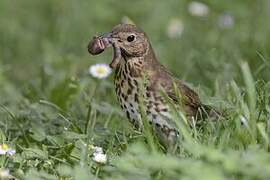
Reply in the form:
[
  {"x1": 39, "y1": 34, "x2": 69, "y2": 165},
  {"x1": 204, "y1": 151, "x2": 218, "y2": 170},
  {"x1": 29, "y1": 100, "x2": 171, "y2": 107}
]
[
  {"x1": 92, "y1": 152, "x2": 107, "y2": 164},
  {"x1": 167, "y1": 18, "x2": 184, "y2": 38},
  {"x1": 90, "y1": 145, "x2": 107, "y2": 164},
  {"x1": 92, "y1": 146, "x2": 103, "y2": 154},
  {"x1": 188, "y1": 1, "x2": 209, "y2": 17},
  {"x1": 0, "y1": 144, "x2": 16, "y2": 156},
  {"x1": 89, "y1": 63, "x2": 112, "y2": 79}
]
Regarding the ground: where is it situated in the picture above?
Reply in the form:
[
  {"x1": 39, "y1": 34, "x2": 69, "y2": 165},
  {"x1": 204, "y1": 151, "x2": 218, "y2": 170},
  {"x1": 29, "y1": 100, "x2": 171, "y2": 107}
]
[{"x1": 0, "y1": 0, "x2": 270, "y2": 179}]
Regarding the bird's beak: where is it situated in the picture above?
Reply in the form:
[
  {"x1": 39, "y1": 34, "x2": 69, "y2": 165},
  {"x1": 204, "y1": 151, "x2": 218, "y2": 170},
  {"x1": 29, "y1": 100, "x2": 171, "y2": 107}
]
[
  {"x1": 100, "y1": 32, "x2": 112, "y2": 39},
  {"x1": 88, "y1": 32, "x2": 122, "y2": 69}
]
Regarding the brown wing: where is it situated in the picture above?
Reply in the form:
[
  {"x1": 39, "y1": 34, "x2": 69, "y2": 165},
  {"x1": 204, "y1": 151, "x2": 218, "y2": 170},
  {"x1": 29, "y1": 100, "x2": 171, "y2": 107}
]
[
  {"x1": 165, "y1": 79, "x2": 202, "y2": 118},
  {"x1": 146, "y1": 62, "x2": 218, "y2": 119},
  {"x1": 146, "y1": 62, "x2": 201, "y2": 116},
  {"x1": 166, "y1": 79, "x2": 222, "y2": 120}
]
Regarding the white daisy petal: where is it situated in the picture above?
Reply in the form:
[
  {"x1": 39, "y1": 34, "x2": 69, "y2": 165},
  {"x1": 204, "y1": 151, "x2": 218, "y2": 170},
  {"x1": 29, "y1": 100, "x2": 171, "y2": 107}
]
[
  {"x1": 93, "y1": 146, "x2": 103, "y2": 154},
  {"x1": 89, "y1": 63, "x2": 112, "y2": 79},
  {"x1": 0, "y1": 144, "x2": 16, "y2": 156},
  {"x1": 90, "y1": 145, "x2": 107, "y2": 164},
  {"x1": 7, "y1": 148, "x2": 16, "y2": 156},
  {"x1": 188, "y1": 1, "x2": 209, "y2": 17},
  {"x1": 92, "y1": 152, "x2": 107, "y2": 164},
  {"x1": 0, "y1": 149, "x2": 6, "y2": 155}
]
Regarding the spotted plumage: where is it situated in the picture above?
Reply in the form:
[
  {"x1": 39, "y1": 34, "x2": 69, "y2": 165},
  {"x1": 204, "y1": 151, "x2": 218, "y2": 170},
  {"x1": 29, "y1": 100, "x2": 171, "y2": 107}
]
[{"x1": 88, "y1": 24, "x2": 220, "y2": 147}]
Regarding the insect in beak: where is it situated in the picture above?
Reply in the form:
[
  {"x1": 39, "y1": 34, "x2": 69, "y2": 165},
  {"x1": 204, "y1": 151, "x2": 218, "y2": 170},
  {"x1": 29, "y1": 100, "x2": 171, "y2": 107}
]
[{"x1": 88, "y1": 32, "x2": 122, "y2": 69}]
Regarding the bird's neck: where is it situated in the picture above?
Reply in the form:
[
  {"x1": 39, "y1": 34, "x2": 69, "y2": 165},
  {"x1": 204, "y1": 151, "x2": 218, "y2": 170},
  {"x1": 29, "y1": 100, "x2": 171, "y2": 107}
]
[{"x1": 117, "y1": 45, "x2": 160, "y2": 77}]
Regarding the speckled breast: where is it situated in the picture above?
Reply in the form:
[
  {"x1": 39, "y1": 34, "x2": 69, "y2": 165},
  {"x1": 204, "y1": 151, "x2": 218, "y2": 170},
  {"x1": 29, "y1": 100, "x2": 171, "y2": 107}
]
[
  {"x1": 114, "y1": 60, "x2": 142, "y2": 128},
  {"x1": 114, "y1": 59, "x2": 179, "y2": 144}
]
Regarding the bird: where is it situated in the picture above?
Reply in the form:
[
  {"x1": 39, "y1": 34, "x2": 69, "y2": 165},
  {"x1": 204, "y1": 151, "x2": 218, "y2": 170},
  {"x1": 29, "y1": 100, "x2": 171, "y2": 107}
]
[{"x1": 88, "y1": 24, "x2": 220, "y2": 147}]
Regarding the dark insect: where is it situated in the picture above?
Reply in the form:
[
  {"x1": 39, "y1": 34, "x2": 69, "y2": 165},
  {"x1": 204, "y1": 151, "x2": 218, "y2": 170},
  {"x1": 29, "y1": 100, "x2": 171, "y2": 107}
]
[{"x1": 88, "y1": 36, "x2": 106, "y2": 55}]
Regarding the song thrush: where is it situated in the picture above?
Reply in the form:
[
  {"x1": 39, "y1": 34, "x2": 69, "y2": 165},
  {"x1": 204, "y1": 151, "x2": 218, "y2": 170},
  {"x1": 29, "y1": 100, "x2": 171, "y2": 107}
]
[{"x1": 88, "y1": 24, "x2": 219, "y2": 147}]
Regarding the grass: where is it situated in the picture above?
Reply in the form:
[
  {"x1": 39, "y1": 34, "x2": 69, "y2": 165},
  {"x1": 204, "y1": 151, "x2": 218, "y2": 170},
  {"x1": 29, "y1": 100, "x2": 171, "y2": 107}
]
[{"x1": 0, "y1": 0, "x2": 270, "y2": 179}]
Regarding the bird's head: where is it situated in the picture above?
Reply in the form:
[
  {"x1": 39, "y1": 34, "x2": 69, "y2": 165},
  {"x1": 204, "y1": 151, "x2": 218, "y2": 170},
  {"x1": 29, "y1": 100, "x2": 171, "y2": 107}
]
[
  {"x1": 88, "y1": 24, "x2": 151, "y2": 69},
  {"x1": 109, "y1": 24, "x2": 150, "y2": 57}
]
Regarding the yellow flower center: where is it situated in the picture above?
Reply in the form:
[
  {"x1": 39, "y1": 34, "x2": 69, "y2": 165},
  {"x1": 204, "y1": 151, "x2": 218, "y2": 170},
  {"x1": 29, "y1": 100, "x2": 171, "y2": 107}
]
[
  {"x1": 1, "y1": 144, "x2": 9, "y2": 151},
  {"x1": 96, "y1": 67, "x2": 106, "y2": 75}
]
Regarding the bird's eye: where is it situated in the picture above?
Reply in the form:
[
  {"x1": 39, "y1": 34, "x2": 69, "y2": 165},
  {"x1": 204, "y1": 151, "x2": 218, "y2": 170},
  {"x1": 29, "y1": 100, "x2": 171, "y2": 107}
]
[{"x1": 127, "y1": 35, "x2": 135, "y2": 42}]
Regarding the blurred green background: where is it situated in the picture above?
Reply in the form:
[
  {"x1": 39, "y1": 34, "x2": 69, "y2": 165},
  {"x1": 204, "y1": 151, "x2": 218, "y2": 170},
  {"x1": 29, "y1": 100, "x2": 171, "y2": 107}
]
[
  {"x1": 1, "y1": 0, "x2": 270, "y2": 87},
  {"x1": 1, "y1": 0, "x2": 270, "y2": 179}
]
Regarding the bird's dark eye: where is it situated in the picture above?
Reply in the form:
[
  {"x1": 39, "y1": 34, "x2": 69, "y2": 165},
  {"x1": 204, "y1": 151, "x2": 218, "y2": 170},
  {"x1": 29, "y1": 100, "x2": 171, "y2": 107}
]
[{"x1": 127, "y1": 35, "x2": 135, "y2": 42}]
